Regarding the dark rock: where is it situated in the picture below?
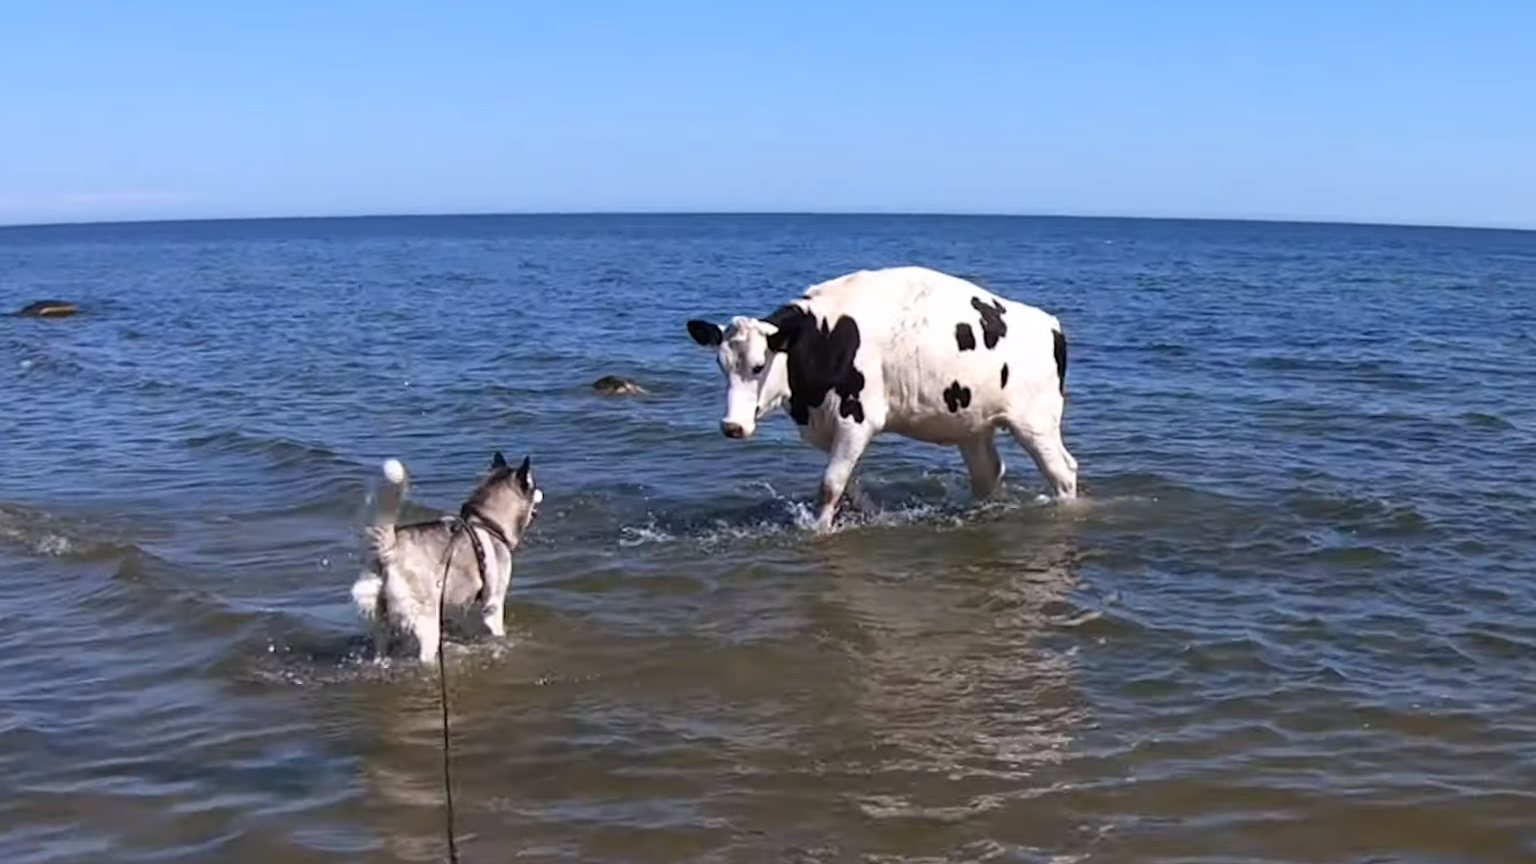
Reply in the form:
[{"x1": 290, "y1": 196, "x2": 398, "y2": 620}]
[
  {"x1": 14, "y1": 300, "x2": 79, "y2": 319},
  {"x1": 592, "y1": 375, "x2": 647, "y2": 396}
]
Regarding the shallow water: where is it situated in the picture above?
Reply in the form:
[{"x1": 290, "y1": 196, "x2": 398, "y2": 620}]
[{"x1": 3, "y1": 214, "x2": 1535, "y2": 863}]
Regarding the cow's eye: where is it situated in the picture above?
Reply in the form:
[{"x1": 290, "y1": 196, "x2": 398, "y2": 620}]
[{"x1": 751, "y1": 364, "x2": 764, "y2": 375}]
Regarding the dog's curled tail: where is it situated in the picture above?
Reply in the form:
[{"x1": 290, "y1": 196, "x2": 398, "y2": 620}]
[
  {"x1": 353, "y1": 458, "x2": 409, "y2": 621},
  {"x1": 370, "y1": 457, "x2": 409, "y2": 549}
]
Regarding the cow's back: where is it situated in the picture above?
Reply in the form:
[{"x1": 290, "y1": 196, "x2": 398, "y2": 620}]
[
  {"x1": 797, "y1": 266, "x2": 1063, "y2": 442},
  {"x1": 801, "y1": 266, "x2": 1057, "y2": 341}
]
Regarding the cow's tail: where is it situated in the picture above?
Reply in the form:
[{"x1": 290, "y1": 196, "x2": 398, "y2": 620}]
[
  {"x1": 1052, "y1": 326, "x2": 1068, "y2": 397},
  {"x1": 353, "y1": 458, "x2": 408, "y2": 621}
]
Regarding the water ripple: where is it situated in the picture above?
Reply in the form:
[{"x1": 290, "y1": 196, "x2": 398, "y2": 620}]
[{"x1": 2, "y1": 215, "x2": 1536, "y2": 862}]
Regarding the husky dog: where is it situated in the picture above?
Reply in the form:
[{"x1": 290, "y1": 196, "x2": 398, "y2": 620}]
[{"x1": 351, "y1": 450, "x2": 543, "y2": 664}]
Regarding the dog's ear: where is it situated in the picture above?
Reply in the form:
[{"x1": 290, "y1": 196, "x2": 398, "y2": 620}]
[
  {"x1": 490, "y1": 450, "x2": 509, "y2": 471},
  {"x1": 687, "y1": 319, "x2": 723, "y2": 348},
  {"x1": 515, "y1": 455, "x2": 534, "y2": 491}
]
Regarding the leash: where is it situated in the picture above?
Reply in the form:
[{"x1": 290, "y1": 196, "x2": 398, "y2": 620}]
[
  {"x1": 434, "y1": 537, "x2": 461, "y2": 864},
  {"x1": 433, "y1": 504, "x2": 515, "y2": 864}
]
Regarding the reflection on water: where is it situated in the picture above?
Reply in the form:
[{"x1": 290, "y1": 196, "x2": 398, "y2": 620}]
[{"x1": 806, "y1": 515, "x2": 1093, "y2": 860}]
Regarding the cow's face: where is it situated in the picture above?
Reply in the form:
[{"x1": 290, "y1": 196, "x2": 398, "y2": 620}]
[{"x1": 687, "y1": 316, "x2": 789, "y2": 439}]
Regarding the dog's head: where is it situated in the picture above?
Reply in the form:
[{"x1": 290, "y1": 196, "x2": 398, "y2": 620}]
[{"x1": 466, "y1": 450, "x2": 544, "y2": 540}]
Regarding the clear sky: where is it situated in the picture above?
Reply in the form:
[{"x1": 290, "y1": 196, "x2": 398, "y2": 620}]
[{"x1": 2, "y1": 1, "x2": 1533, "y2": 229}]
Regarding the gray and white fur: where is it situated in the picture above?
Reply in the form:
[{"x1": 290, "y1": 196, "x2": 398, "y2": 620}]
[{"x1": 351, "y1": 450, "x2": 543, "y2": 664}]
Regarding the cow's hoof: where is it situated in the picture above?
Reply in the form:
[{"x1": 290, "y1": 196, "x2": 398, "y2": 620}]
[
  {"x1": 840, "y1": 492, "x2": 871, "y2": 513},
  {"x1": 14, "y1": 300, "x2": 79, "y2": 319},
  {"x1": 809, "y1": 510, "x2": 840, "y2": 535}
]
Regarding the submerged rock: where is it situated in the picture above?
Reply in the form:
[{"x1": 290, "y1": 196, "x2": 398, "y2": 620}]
[
  {"x1": 14, "y1": 300, "x2": 80, "y2": 319},
  {"x1": 592, "y1": 375, "x2": 647, "y2": 396}
]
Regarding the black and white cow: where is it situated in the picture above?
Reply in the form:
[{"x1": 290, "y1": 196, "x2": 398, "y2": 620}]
[{"x1": 686, "y1": 265, "x2": 1078, "y2": 532}]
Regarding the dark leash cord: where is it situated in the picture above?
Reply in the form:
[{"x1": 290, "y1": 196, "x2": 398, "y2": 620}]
[
  {"x1": 434, "y1": 535, "x2": 461, "y2": 864},
  {"x1": 434, "y1": 503, "x2": 514, "y2": 864}
]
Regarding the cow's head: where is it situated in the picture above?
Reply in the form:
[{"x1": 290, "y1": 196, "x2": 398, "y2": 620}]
[{"x1": 686, "y1": 315, "x2": 794, "y2": 439}]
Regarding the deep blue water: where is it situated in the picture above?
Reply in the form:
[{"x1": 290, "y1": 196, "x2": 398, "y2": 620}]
[{"x1": 3, "y1": 214, "x2": 1536, "y2": 863}]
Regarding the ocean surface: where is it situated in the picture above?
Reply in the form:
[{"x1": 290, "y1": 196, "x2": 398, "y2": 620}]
[{"x1": 2, "y1": 214, "x2": 1535, "y2": 864}]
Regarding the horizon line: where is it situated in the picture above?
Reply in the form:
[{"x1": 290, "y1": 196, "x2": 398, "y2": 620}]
[{"x1": 1, "y1": 208, "x2": 1533, "y2": 235}]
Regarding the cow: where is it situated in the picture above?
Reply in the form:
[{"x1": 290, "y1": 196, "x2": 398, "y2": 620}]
[{"x1": 686, "y1": 265, "x2": 1078, "y2": 533}]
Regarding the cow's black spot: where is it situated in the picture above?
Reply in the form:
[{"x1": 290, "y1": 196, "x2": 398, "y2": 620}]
[
  {"x1": 1053, "y1": 328, "x2": 1068, "y2": 396},
  {"x1": 954, "y1": 322, "x2": 977, "y2": 351},
  {"x1": 943, "y1": 381, "x2": 972, "y2": 413},
  {"x1": 763, "y1": 303, "x2": 867, "y2": 426},
  {"x1": 839, "y1": 395, "x2": 865, "y2": 423},
  {"x1": 1000, "y1": 363, "x2": 1010, "y2": 388},
  {"x1": 970, "y1": 297, "x2": 1008, "y2": 349}
]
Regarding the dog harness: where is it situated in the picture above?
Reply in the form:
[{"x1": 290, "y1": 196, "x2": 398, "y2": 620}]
[{"x1": 448, "y1": 502, "x2": 514, "y2": 602}]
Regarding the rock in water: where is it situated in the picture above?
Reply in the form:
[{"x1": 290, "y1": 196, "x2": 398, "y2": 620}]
[
  {"x1": 592, "y1": 375, "x2": 647, "y2": 396},
  {"x1": 14, "y1": 300, "x2": 80, "y2": 319}
]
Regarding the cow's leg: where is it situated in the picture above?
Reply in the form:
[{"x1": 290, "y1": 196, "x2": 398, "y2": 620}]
[
  {"x1": 842, "y1": 467, "x2": 874, "y2": 511},
  {"x1": 958, "y1": 431, "x2": 1006, "y2": 500},
  {"x1": 813, "y1": 425, "x2": 874, "y2": 533},
  {"x1": 802, "y1": 429, "x2": 866, "y2": 512},
  {"x1": 1005, "y1": 418, "x2": 1078, "y2": 500}
]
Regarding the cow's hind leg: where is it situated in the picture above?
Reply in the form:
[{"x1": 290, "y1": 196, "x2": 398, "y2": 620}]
[
  {"x1": 1004, "y1": 418, "x2": 1078, "y2": 500},
  {"x1": 813, "y1": 425, "x2": 875, "y2": 533},
  {"x1": 958, "y1": 431, "x2": 1006, "y2": 500}
]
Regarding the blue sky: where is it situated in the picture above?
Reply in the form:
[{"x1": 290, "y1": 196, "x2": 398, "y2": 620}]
[{"x1": 1, "y1": 1, "x2": 1532, "y2": 228}]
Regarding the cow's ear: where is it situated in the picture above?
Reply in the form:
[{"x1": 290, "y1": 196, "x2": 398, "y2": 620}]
[
  {"x1": 765, "y1": 326, "x2": 792, "y2": 354},
  {"x1": 765, "y1": 305, "x2": 811, "y2": 354},
  {"x1": 687, "y1": 319, "x2": 723, "y2": 347}
]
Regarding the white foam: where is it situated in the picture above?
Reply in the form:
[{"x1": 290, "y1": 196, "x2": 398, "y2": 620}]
[
  {"x1": 618, "y1": 521, "x2": 677, "y2": 547},
  {"x1": 613, "y1": 494, "x2": 970, "y2": 549}
]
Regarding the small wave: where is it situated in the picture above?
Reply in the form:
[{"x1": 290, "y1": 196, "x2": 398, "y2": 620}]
[
  {"x1": 1283, "y1": 491, "x2": 1433, "y2": 539},
  {"x1": 235, "y1": 486, "x2": 370, "y2": 523},
  {"x1": 1297, "y1": 544, "x2": 1402, "y2": 569},
  {"x1": 103, "y1": 551, "x2": 273, "y2": 642},
  {"x1": 0, "y1": 502, "x2": 143, "y2": 562},
  {"x1": 436, "y1": 271, "x2": 498, "y2": 287},
  {"x1": 183, "y1": 428, "x2": 353, "y2": 473},
  {"x1": 594, "y1": 267, "x2": 630, "y2": 286},
  {"x1": 1461, "y1": 411, "x2": 1518, "y2": 432},
  {"x1": 1247, "y1": 354, "x2": 1428, "y2": 390},
  {"x1": 223, "y1": 618, "x2": 541, "y2": 689},
  {"x1": 6, "y1": 350, "x2": 88, "y2": 379}
]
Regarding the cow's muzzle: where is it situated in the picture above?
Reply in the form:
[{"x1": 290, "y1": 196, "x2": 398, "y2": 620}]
[{"x1": 720, "y1": 420, "x2": 749, "y2": 439}]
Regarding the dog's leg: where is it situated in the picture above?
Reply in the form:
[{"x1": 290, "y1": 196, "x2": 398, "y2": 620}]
[
  {"x1": 480, "y1": 554, "x2": 511, "y2": 639},
  {"x1": 368, "y1": 573, "x2": 393, "y2": 662},
  {"x1": 397, "y1": 577, "x2": 444, "y2": 666},
  {"x1": 482, "y1": 602, "x2": 506, "y2": 638},
  {"x1": 414, "y1": 610, "x2": 441, "y2": 665}
]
